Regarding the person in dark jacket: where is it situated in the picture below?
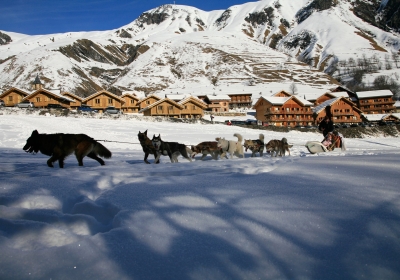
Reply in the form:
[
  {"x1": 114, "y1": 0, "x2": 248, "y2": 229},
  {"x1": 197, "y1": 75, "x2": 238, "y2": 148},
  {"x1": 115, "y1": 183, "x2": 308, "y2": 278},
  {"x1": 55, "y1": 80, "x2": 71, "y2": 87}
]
[{"x1": 318, "y1": 116, "x2": 334, "y2": 137}]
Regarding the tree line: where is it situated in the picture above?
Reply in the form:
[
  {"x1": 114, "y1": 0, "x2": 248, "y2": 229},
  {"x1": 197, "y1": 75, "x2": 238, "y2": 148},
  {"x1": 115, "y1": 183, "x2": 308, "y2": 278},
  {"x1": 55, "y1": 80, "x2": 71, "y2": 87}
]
[{"x1": 328, "y1": 53, "x2": 400, "y2": 99}]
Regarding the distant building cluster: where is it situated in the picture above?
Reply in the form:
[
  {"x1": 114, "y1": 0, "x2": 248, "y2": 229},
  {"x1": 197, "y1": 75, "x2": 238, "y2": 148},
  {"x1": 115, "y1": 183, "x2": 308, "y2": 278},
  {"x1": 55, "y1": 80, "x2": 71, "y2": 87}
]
[{"x1": 1, "y1": 75, "x2": 399, "y2": 126}]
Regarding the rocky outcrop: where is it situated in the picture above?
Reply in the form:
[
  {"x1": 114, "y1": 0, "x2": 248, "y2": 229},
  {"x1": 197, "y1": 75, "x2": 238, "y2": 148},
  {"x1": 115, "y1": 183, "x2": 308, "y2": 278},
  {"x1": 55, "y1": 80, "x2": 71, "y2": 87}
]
[
  {"x1": 0, "y1": 32, "x2": 12, "y2": 45},
  {"x1": 352, "y1": 0, "x2": 400, "y2": 33},
  {"x1": 245, "y1": 7, "x2": 275, "y2": 27},
  {"x1": 296, "y1": 0, "x2": 337, "y2": 23}
]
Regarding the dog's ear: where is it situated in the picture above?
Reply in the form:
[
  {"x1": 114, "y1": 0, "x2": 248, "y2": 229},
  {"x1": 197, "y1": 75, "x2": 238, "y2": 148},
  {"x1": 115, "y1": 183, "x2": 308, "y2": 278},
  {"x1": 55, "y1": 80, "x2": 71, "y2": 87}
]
[
  {"x1": 215, "y1": 137, "x2": 220, "y2": 141},
  {"x1": 144, "y1": 130, "x2": 147, "y2": 135},
  {"x1": 32, "y1": 130, "x2": 39, "y2": 136}
]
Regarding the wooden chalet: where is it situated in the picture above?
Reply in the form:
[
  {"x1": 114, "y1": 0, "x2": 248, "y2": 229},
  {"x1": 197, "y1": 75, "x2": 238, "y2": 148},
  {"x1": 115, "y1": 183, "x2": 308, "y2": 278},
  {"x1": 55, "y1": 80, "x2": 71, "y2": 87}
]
[
  {"x1": 313, "y1": 97, "x2": 362, "y2": 125},
  {"x1": 121, "y1": 93, "x2": 140, "y2": 113},
  {"x1": 227, "y1": 92, "x2": 252, "y2": 109},
  {"x1": 355, "y1": 90, "x2": 395, "y2": 114},
  {"x1": 25, "y1": 88, "x2": 74, "y2": 108},
  {"x1": 83, "y1": 90, "x2": 123, "y2": 112},
  {"x1": 303, "y1": 91, "x2": 349, "y2": 106},
  {"x1": 362, "y1": 113, "x2": 400, "y2": 124},
  {"x1": 138, "y1": 94, "x2": 162, "y2": 111},
  {"x1": 204, "y1": 94, "x2": 230, "y2": 112},
  {"x1": 139, "y1": 98, "x2": 184, "y2": 117},
  {"x1": 330, "y1": 85, "x2": 358, "y2": 101},
  {"x1": 178, "y1": 96, "x2": 208, "y2": 118},
  {"x1": 395, "y1": 101, "x2": 400, "y2": 113},
  {"x1": 62, "y1": 92, "x2": 83, "y2": 109},
  {"x1": 0, "y1": 87, "x2": 29, "y2": 107},
  {"x1": 253, "y1": 95, "x2": 314, "y2": 127},
  {"x1": 272, "y1": 90, "x2": 292, "y2": 97}
]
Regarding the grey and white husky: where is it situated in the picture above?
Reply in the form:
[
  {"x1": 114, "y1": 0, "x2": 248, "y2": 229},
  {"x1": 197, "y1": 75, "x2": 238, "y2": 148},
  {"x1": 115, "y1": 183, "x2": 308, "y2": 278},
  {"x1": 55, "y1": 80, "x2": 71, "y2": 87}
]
[{"x1": 151, "y1": 134, "x2": 192, "y2": 163}]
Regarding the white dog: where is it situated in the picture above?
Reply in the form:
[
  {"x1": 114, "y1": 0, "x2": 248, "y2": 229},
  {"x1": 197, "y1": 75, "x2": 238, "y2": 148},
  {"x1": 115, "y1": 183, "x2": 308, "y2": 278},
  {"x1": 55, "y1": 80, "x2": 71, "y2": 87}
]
[{"x1": 216, "y1": 133, "x2": 244, "y2": 159}]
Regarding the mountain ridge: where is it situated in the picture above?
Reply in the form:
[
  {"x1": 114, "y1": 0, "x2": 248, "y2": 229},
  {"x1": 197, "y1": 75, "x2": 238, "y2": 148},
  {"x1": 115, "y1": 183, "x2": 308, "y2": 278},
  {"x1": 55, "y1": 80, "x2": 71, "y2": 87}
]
[{"x1": 0, "y1": 0, "x2": 399, "y2": 97}]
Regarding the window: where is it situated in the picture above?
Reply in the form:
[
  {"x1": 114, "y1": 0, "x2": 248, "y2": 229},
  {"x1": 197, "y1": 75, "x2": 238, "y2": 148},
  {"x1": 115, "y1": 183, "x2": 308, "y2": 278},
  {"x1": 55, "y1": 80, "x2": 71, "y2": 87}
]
[
  {"x1": 146, "y1": 100, "x2": 150, "y2": 105},
  {"x1": 168, "y1": 105, "x2": 173, "y2": 111},
  {"x1": 130, "y1": 100, "x2": 134, "y2": 104},
  {"x1": 95, "y1": 99, "x2": 100, "y2": 104},
  {"x1": 36, "y1": 97, "x2": 40, "y2": 102},
  {"x1": 275, "y1": 107, "x2": 279, "y2": 111},
  {"x1": 192, "y1": 105, "x2": 196, "y2": 110},
  {"x1": 8, "y1": 96, "x2": 13, "y2": 101},
  {"x1": 158, "y1": 106, "x2": 163, "y2": 112},
  {"x1": 108, "y1": 99, "x2": 113, "y2": 104},
  {"x1": 286, "y1": 108, "x2": 290, "y2": 111},
  {"x1": 184, "y1": 105, "x2": 187, "y2": 109}
]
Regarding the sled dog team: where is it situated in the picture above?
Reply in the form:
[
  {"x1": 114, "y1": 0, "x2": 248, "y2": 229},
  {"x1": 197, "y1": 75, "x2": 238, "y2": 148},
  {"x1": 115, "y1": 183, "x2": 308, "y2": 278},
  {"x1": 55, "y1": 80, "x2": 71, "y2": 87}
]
[
  {"x1": 138, "y1": 130, "x2": 292, "y2": 164},
  {"x1": 22, "y1": 129, "x2": 292, "y2": 168}
]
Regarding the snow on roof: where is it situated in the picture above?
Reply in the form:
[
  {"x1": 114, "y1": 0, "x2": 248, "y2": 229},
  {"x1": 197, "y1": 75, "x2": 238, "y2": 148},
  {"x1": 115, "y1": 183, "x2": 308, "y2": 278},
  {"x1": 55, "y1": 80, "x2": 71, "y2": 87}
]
[
  {"x1": 356, "y1": 90, "x2": 393, "y2": 99},
  {"x1": 312, "y1": 97, "x2": 340, "y2": 114},
  {"x1": 302, "y1": 93, "x2": 321, "y2": 101},
  {"x1": 329, "y1": 91, "x2": 349, "y2": 98},
  {"x1": 206, "y1": 94, "x2": 231, "y2": 100},
  {"x1": 166, "y1": 94, "x2": 187, "y2": 101},
  {"x1": 394, "y1": 101, "x2": 400, "y2": 108},
  {"x1": 362, "y1": 114, "x2": 389, "y2": 121}
]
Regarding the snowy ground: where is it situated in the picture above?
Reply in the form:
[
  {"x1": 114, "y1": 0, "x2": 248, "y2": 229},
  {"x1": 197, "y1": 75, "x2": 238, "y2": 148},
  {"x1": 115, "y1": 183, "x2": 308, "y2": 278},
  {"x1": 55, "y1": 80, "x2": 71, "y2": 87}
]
[{"x1": 0, "y1": 110, "x2": 400, "y2": 280}]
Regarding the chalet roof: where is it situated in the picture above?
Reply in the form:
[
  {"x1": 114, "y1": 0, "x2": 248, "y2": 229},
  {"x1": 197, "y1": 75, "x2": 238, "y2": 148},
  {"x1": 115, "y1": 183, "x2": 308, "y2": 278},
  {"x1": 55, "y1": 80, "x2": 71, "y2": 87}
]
[
  {"x1": 302, "y1": 93, "x2": 321, "y2": 101},
  {"x1": 27, "y1": 88, "x2": 74, "y2": 102},
  {"x1": 62, "y1": 92, "x2": 83, "y2": 101},
  {"x1": 253, "y1": 95, "x2": 312, "y2": 108},
  {"x1": 313, "y1": 97, "x2": 361, "y2": 114},
  {"x1": 139, "y1": 98, "x2": 184, "y2": 113},
  {"x1": 313, "y1": 98, "x2": 340, "y2": 114},
  {"x1": 178, "y1": 96, "x2": 208, "y2": 108},
  {"x1": 356, "y1": 89, "x2": 393, "y2": 99},
  {"x1": 206, "y1": 94, "x2": 230, "y2": 101},
  {"x1": 362, "y1": 113, "x2": 392, "y2": 121},
  {"x1": 330, "y1": 85, "x2": 356, "y2": 95},
  {"x1": 83, "y1": 90, "x2": 122, "y2": 102},
  {"x1": 121, "y1": 93, "x2": 139, "y2": 100},
  {"x1": 394, "y1": 101, "x2": 400, "y2": 108},
  {"x1": 226, "y1": 92, "x2": 253, "y2": 96},
  {"x1": 166, "y1": 94, "x2": 187, "y2": 101},
  {"x1": 139, "y1": 94, "x2": 161, "y2": 103},
  {"x1": 0, "y1": 87, "x2": 29, "y2": 98},
  {"x1": 329, "y1": 91, "x2": 349, "y2": 98},
  {"x1": 272, "y1": 90, "x2": 291, "y2": 97},
  {"x1": 392, "y1": 113, "x2": 400, "y2": 119}
]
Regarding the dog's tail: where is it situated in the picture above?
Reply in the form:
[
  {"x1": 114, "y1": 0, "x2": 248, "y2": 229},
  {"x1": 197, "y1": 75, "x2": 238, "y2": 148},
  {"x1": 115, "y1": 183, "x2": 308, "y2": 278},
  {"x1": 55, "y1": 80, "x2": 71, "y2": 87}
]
[
  {"x1": 93, "y1": 141, "x2": 112, "y2": 158},
  {"x1": 259, "y1": 134, "x2": 264, "y2": 142},
  {"x1": 234, "y1": 133, "x2": 243, "y2": 143}
]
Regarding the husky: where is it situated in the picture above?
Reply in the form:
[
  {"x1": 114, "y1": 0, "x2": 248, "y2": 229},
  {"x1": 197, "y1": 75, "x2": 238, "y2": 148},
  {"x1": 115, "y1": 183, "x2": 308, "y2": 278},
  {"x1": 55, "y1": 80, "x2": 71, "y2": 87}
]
[
  {"x1": 137, "y1": 130, "x2": 159, "y2": 164},
  {"x1": 265, "y1": 137, "x2": 292, "y2": 157},
  {"x1": 243, "y1": 134, "x2": 265, "y2": 157},
  {"x1": 151, "y1": 134, "x2": 192, "y2": 163},
  {"x1": 216, "y1": 133, "x2": 244, "y2": 159},
  {"x1": 191, "y1": 141, "x2": 221, "y2": 160},
  {"x1": 23, "y1": 130, "x2": 112, "y2": 168}
]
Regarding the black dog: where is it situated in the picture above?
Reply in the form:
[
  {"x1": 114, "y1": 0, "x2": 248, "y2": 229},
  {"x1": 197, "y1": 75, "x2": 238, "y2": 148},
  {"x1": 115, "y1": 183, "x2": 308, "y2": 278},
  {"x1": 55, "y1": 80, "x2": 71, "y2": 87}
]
[
  {"x1": 137, "y1": 130, "x2": 159, "y2": 164},
  {"x1": 151, "y1": 134, "x2": 192, "y2": 163}
]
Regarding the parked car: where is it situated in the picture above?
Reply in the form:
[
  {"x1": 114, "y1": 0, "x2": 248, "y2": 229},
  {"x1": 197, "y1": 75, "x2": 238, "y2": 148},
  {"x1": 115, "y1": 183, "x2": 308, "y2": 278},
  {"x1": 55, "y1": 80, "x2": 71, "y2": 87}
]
[
  {"x1": 16, "y1": 100, "x2": 35, "y2": 108},
  {"x1": 0, "y1": 100, "x2": 5, "y2": 107},
  {"x1": 77, "y1": 105, "x2": 98, "y2": 113},
  {"x1": 47, "y1": 104, "x2": 67, "y2": 110},
  {"x1": 341, "y1": 124, "x2": 349, "y2": 128},
  {"x1": 103, "y1": 106, "x2": 122, "y2": 114},
  {"x1": 350, "y1": 123, "x2": 359, "y2": 127}
]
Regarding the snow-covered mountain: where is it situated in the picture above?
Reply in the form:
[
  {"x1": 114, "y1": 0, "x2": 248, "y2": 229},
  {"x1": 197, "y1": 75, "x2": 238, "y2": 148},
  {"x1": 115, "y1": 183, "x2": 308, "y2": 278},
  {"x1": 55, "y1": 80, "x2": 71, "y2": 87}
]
[{"x1": 0, "y1": 0, "x2": 399, "y2": 97}]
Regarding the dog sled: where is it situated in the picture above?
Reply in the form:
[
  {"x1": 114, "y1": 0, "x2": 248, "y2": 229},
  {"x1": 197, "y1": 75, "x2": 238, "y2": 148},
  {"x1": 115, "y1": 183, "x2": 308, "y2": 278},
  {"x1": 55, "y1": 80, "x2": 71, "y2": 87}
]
[{"x1": 305, "y1": 131, "x2": 346, "y2": 154}]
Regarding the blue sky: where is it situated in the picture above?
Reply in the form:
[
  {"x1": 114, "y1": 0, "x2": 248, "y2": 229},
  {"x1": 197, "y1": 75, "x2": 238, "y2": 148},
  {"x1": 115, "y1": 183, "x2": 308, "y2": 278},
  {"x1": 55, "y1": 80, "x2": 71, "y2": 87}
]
[{"x1": 1, "y1": 0, "x2": 249, "y2": 35}]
